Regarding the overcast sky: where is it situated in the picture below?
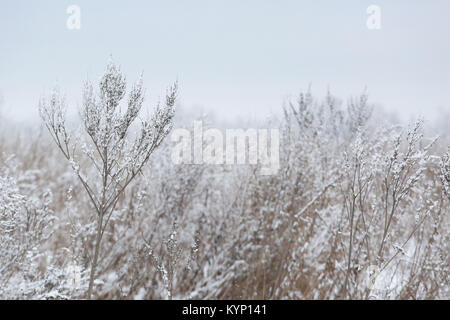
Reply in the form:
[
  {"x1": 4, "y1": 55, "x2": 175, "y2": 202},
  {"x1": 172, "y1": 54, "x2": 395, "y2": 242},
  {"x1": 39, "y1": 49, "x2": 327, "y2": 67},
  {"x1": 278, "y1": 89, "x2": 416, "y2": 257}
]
[{"x1": 1, "y1": 0, "x2": 450, "y2": 124}]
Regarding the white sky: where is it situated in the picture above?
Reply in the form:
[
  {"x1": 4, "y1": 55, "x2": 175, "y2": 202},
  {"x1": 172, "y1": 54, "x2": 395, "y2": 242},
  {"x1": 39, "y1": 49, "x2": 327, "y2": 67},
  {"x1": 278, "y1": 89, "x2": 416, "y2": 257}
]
[{"x1": 1, "y1": 0, "x2": 450, "y2": 125}]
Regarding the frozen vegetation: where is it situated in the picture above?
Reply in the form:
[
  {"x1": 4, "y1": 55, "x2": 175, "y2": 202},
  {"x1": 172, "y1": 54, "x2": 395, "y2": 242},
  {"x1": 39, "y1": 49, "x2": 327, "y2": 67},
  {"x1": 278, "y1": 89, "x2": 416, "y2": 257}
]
[{"x1": 0, "y1": 60, "x2": 448, "y2": 299}]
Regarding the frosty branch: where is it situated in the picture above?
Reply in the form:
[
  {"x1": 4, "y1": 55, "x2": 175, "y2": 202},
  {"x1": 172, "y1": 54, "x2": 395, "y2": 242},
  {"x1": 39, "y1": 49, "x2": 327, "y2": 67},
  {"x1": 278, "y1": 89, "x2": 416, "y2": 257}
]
[{"x1": 39, "y1": 59, "x2": 177, "y2": 299}]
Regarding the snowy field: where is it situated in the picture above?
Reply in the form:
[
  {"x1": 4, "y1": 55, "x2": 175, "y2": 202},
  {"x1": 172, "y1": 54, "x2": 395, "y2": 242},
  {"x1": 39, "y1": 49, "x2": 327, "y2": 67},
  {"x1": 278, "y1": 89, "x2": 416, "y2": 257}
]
[{"x1": 0, "y1": 2, "x2": 449, "y2": 300}]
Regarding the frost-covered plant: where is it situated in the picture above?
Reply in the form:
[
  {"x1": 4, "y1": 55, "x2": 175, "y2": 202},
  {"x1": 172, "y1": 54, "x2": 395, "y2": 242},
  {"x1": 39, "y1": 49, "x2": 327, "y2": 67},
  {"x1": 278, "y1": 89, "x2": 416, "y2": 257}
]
[
  {"x1": 0, "y1": 85, "x2": 446, "y2": 300},
  {"x1": 39, "y1": 59, "x2": 177, "y2": 298},
  {"x1": 441, "y1": 149, "x2": 450, "y2": 199},
  {"x1": 0, "y1": 157, "x2": 54, "y2": 298},
  {"x1": 189, "y1": 91, "x2": 448, "y2": 300}
]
